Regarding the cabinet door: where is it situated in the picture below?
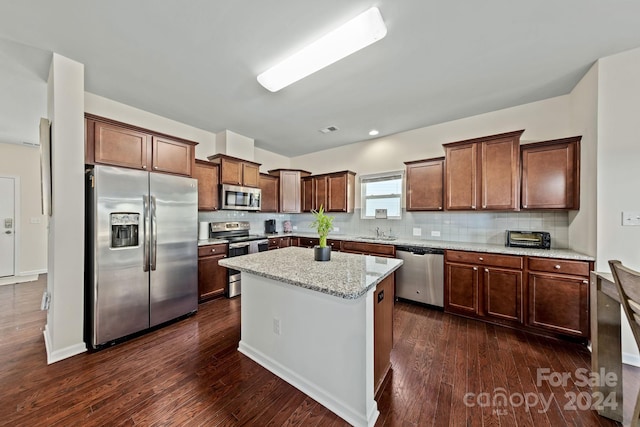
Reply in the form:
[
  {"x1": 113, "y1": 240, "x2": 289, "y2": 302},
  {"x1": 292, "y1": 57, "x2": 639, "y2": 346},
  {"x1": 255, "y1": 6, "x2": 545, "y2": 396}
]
[
  {"x1": 483, "y1": 267, "x2": 522, "y2": 323},
  {"x1": 198, "y1": 253, "x2": 227, "y2": 301},
  {"x1": 314, "y1": 176, "x2": 328, "y2": 211},
  {"x1": 193, "y1": 161, "x2": 219, "y2": 211},
  {"x1": 445, "y1": 263, "x2": 479, "y2": 315},
  {"x1": 445, "y1": 143, "x2": 478, "y2": 210},
  {"x1": 259, "y1": 174, "x2": 279, "y2": 212},
  {"x1": 301, "y1": 177, "x2": 314, "y2": 212},
  {"x1": 406, "y1": 159, "x2": 444, "y2": 211},
  {"x1": 242, "y1": 163, "x2": 260, "y2": 187},
  {"x1": 327, "y1": 173, "x2": 347, "y2": 212},
  {"x1": 279, "y1": 170, "x2": 301, "y2": 213},
  {"x1": 481, "y1": 137, "x2": 519, "y2": 210},
  {"x1": 521, "y1": 139, "x2": 580, "y2": 209},
  {"x1": 527, "y1": 272, "x2": 589, "y2": 337},
  {"x1": 279, "y1": 237, "x2": 291, "y2": 248},
  {"x1": 374, "y1": 274, "x2": 394, "y2": 395},
  {"x1": 152, "y1": 136, "x2": 194, "y2": 176},
  {"x1": 94, "y1": 121, "x2": 151, "y2": 170},
  {"x1": 220, "y1": 158, "x2": 243, "y2": 185}
]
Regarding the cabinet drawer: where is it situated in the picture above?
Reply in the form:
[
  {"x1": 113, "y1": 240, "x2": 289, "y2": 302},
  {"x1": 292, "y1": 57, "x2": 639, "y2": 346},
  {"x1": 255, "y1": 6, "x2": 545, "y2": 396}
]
[
  {"x1": 268, "y1": 237, "x2": 280, "y2": 247},
  {"x1": 328, "y1": 239, "x2": 342, "y2": 251},
  {"x1": 298, "y1": 237, "x2": 319, "y2": 248},
  {"x1": 198, "y1": 244, "x2": 228, "y2": 257},
  {"x1": 445, "y1": 250, "x2": 523, "y2": 269},
  {"x1": 527, "y1": 257, "x2": 590, "y2": 277},
  {"x1": 342, "y1": 241, "x2": 395, "y2": 257}
]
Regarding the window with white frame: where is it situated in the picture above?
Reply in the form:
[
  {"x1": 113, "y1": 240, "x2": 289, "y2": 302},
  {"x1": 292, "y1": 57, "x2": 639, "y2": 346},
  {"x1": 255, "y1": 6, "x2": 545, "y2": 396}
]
[{"x1": 360, "y1": 171, "x2": 403, "y2": 219}]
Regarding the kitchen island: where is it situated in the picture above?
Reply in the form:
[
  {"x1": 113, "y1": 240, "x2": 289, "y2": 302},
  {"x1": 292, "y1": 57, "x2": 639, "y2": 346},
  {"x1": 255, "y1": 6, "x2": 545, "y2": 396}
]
[{"x1": 219, "y1": 247, "x2": 403, "y2": 427}]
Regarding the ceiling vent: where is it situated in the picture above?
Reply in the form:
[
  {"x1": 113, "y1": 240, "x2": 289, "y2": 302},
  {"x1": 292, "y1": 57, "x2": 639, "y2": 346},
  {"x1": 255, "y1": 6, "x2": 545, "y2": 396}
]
[{"x1": 319, "y1": 126, "x2": 339, "y2": 134}]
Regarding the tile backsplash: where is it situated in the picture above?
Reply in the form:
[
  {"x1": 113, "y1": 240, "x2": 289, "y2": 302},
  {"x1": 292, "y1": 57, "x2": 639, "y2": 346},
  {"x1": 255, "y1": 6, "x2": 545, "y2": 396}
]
[{"x1": 199, "y1": 209, "x2": 569, "y2": 249}]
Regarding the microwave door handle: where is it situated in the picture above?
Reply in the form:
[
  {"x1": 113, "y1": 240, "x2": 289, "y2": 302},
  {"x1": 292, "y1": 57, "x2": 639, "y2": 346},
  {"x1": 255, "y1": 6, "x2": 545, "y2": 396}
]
[
  {"x1": 150, "y1": 195, "x2": 157, "y2": 271},
  {"x1": 143, "y1": 195, "x2": 150, "y2": 272}
]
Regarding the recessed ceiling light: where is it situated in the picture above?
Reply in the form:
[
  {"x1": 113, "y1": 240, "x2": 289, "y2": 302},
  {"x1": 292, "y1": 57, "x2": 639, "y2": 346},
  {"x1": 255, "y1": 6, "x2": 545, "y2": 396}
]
[
  {"x1": 257, "y1": 7, "x2": 387, "y2": 92},
  {"x1": 368, "y1": 129, "x2": 379, "y2": 136}
]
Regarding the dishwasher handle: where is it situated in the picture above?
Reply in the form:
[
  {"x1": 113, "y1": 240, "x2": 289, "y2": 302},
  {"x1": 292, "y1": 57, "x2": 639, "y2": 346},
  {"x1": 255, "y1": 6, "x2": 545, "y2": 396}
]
[{"x1": 396, "y1": 246, "x2": 444, "y2": 255}]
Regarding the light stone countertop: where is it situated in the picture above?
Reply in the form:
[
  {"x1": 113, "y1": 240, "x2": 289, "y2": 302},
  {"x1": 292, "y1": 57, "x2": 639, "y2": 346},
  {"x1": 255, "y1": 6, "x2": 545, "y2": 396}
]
[
  {"x1": 197, "y1": 238, "x2": 229, "y2": 246},
  {"x1": 271, "y1": 232, "x2": 595, "y2": 261},
  {"x1": 218, "y1": 246, "x2": 403, "y2": 300}
]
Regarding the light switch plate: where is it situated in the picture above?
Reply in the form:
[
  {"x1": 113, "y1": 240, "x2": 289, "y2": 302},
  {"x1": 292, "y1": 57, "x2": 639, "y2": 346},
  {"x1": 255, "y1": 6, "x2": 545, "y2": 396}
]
[
  {"x1": 622, "y1": 211, "x2": 640, "y2": 226},
  {"x1": 412, "y1": 227, "x2": 422, "y2": 236}
]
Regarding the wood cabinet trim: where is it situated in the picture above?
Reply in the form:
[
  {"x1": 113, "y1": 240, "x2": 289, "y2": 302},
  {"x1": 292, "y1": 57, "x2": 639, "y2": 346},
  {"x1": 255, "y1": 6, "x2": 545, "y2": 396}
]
[
  {"x1": 442, "y1": 129, "x2": 525, "y2": 149},
  {"x1": 206, "y1": 153, "x2": 261, "y2": 168}
]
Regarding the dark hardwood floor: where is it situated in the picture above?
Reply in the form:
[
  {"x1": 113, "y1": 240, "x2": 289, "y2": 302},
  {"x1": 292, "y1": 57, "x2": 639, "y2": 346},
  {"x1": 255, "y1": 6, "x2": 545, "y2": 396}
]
[{"x1": 0, "y1": 276, "x2": 636, "y2": 426}]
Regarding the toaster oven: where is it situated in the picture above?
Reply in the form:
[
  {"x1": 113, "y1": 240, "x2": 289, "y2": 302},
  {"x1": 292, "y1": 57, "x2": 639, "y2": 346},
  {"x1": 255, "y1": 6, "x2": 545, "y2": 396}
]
[{"x1": 505, "y1": 230, "x2": 551, "y2": 249}]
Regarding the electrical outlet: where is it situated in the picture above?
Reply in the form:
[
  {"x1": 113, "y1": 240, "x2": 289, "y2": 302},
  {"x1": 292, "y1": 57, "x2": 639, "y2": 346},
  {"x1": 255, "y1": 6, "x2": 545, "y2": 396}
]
[
  {"x1": 412, "y1": 227, "x2": 422, "y2": 237},
  {"x1": 334, "y1": 227, "x2": 340, "y2": 232},
  {"x1": 292, "y1": 225, "x2": 298, "y2": 230},
  {"x1": 431, "y1": 230, "x2": 441, "y2": 237},
  {"x1": 30, "y1": 217, "x2": 41, "y2": 224},
  {"x1": 41, "y1": 291, "x2": 50, "y2": 311},
  {"x1": 622, "y1": 211, "x2": 640, "y2": 226},
  {"x1": 273, "y1": 318, "x2": 281, "y2": 335}
]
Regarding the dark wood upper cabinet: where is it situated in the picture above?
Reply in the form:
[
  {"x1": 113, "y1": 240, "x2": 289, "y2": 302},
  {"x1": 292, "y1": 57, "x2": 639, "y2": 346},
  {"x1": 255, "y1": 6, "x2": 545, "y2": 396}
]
[
  {"x1": 86, "y1": 114, "x2": 197, "y2": 177},
  {"x1": 444, "y1": 130, "x2": 523, "y2": 211},
  {"x1": 268, "y1": 169, "x2": 311, "y2": 213},
  {"x1": 259, "y1": 173, "x2": 279, "y2": 212},
  {"x1": 301, "y1": 171, "x2": 355, "y2": 213},
  {"x1": 521, "y1": 136, "x2": 581, "y2": 210},
  {"x1": 193, "y1": 160, "x2": 219, "y2": 211},
  {"x1": 404, "y1": 157, "x2": 444, "y2": 211},
  {"x1": 207, "y1": 154, "x2": 261, "y2": 188}
]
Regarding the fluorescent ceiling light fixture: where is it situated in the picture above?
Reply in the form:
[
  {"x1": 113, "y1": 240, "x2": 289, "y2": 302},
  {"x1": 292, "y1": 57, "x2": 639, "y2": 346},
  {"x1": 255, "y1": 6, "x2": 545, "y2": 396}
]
[
  {"x1": 368, "y1": 129, "x2": 379, "y2": 136},
  {"x1": 257, "y1": 7, "x2": 387, "y2": 92}
]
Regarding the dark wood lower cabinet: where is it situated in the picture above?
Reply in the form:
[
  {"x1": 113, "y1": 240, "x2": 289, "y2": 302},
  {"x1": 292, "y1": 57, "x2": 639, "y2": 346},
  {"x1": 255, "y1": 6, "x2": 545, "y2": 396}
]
[
  {"x1": 445, "y1": 250, "x2": 590, "y2": 339},
  {"x1": 373, "y1": 274, "x2": 394, "y2": 396},
  {"x1": 527, "y1": 272, "x2": 589, "y2": 337},
  {"x1": 198, "y1": 244, "x2": 228, "y2": 301}
]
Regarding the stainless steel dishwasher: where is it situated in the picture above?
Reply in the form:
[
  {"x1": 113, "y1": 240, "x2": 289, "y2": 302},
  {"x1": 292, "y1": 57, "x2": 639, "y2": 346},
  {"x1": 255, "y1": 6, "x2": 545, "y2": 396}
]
[{"x1": 395, "y1": 246, "x2": 444, "y2": 307}]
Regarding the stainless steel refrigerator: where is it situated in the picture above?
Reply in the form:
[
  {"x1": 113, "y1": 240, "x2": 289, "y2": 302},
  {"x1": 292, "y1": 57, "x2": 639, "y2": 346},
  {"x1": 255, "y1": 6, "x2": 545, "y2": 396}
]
[{"x1": 85, "y1": 165, "x2": 198, "y2": 349}]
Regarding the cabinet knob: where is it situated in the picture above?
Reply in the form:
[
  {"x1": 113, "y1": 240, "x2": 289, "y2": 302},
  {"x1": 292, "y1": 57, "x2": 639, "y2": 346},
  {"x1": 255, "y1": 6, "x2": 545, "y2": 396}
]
[
  {"x1": 479, "y1": 257, "x2": 484, "y2": 261},
  {"x1": 582, "y1": 280, "x2": 589, "y2": 284},
  {"x1": 482, "y1": 205, "x2": 486, "y2": 208},
  {"x1": 211, "y1": 249, "x2": 216, "y2": 253},
  {"x1": 142, "y1": 165, "x2": 147, "y2": 169},
  {"x1": 154, "y1": 166, "x2": 158, "y2": 170},
  {"x1": 473, "y1": 267, "x2": 478, "y2": 271},
  {"x1": 523, "y1": 205, "x2": 527, "y2": 208},
  {"x1": 485, "y1": 268, "x2": 489, "y2": 273},
  {"x1": 471, "y1": 205, "x2": 476, "y2": 209},
  {"x1": 438, "y1": 207, "x2": 442, "y2": 210},
  {"x1": 554, "y1": 265, "x2": 561, "y2": 269}
]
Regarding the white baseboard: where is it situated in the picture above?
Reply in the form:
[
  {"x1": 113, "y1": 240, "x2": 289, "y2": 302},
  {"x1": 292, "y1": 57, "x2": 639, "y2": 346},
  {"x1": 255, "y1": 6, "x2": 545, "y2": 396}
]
[
  {"x1": 0, "y1": 274, "x2": 39, "y2": 286},
  {"x1": 623, "y1": 352, "x2": 640, "y2": 367},
  {"x1": 43, "y1": 324, "x2": 87, "y2": 364},
  {"x1": 20, "y1": 269, "x2": 47, "y2": 276},
  {"x1": 238, "y1": 341, "x2": 378, "y2": 427}
]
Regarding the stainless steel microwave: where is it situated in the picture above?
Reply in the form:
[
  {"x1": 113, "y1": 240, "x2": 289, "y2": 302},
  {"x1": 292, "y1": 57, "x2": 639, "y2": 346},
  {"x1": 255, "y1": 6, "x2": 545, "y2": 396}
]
[
  {"x1": 505, "y1": 230, "x2": 551, "y2": 249},
  {"x1": 221, "y1": 184, "x2": 261, "y2": 211}
]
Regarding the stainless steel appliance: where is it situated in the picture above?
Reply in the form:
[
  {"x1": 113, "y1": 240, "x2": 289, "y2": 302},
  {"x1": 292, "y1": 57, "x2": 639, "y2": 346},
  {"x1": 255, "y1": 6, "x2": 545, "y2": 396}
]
[
  {"x1": 85, "y1": 165, "x2": 198, "y2": 349},
  {"x1": 220, "y1": 184, "x2": 261, "y2": 211},
  {"x1": 210, "y1": 221, "x2": 268, "y2": 297},
  {"x1": 395, "y1": 246, "x2": 444, "y2": 307},
  {"x1": 505, "y1": 230, "x2": 551, "y2": 249}
]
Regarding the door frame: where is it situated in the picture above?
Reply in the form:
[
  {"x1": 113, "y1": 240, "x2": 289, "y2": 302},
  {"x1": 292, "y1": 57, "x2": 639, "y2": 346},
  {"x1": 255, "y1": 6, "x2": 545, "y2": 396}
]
[{"x1": 0, "y1": 175, "x2": 21, "y2": 280}]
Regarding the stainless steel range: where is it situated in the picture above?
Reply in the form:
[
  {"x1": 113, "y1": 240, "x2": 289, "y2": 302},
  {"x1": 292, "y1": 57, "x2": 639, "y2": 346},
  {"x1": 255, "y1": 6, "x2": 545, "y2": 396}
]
[{"x1": 210, "y1": 221, "x2": 268, "y2": 297}]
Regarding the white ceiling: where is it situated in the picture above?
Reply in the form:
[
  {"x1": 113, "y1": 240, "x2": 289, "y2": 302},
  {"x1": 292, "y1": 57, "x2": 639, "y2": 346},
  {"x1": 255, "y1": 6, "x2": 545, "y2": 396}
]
[{"x1": 1, "y1": 1, "x2": 640, "y2": 155}]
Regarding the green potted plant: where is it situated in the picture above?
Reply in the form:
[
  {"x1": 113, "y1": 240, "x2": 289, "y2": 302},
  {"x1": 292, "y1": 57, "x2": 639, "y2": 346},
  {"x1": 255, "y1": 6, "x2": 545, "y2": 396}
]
[{"x1": 310, "y1": 204, "x2": 334, "y2": 261}]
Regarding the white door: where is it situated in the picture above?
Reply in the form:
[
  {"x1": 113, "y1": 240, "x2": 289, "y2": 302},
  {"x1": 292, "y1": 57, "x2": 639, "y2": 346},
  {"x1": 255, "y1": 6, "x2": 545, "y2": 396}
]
[{"x1": 0, "y1": 177, "x2": 15, "y2": 277}]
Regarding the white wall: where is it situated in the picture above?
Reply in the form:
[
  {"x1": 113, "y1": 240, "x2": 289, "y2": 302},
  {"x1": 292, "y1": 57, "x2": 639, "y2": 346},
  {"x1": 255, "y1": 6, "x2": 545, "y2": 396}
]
[
  {"x1": 596, "y1": 47, "x2": 640, "y2": 364},
  {"x1": 568, "y1": 63, "x2": 599, "y2": 256},
  {"x1": 45, "y1": 53, "x2": 86, "y2": 363},
  {"x1": 84, "y1": 92, "x2": 217, "y2": 160},
  {"x1": 0, "y1": 143, "x2": 47, "y2": 277},
  {"x1": 216, "y1": 130, "x2": 255, "y2": 161},
  {"x1": 254, "y1": 146, "x2": 291, "y2": 173},
  {"x1": 291, "y1": 95, "x2": 573, "y2": 208}
]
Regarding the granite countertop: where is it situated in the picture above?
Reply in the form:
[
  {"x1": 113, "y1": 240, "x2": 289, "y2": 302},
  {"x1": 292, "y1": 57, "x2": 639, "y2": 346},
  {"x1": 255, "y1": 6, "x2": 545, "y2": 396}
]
[
  {"x1": 218, "y1": 246, "x2": 403, "y2": 300},
  {"x1": 198, "y1": 238, "x2": 229, "y2": 246},
  {"x1": 270, "y1": 232, "x2": 594, "y2": 261}
]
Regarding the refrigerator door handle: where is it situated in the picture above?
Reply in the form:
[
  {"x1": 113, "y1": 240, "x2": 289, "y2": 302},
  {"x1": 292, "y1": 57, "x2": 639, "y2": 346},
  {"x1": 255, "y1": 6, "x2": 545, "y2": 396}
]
[
  {"x1": 150, "y1": 195, "x2": 157, "y2": 271},
  {"x1": 143, "y1": 195, "x2": 150, "y2": 272}
]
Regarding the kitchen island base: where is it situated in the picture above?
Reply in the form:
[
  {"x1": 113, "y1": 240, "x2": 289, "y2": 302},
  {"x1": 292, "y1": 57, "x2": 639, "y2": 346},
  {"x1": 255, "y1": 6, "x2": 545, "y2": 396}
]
[{"x1": 238, "y1": 273, "x2": 379, "y2": 427}]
